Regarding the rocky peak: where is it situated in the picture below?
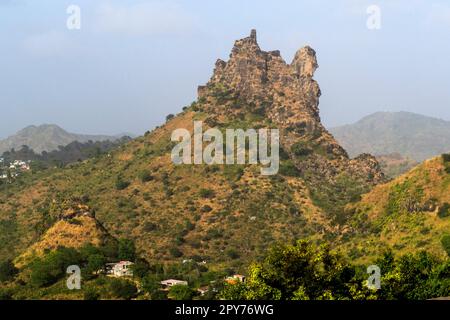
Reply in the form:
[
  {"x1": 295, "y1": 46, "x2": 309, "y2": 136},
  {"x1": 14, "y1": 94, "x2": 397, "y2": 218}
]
[
  {"x1": 198, "y1": 30, "x2": 322, "y2": 127},
  {"x1": 196, "y1": 30, "x2": 384, "y2": 192},
  {"x1": 291, "y1": 46, "x2": 318, "y2": 78}
]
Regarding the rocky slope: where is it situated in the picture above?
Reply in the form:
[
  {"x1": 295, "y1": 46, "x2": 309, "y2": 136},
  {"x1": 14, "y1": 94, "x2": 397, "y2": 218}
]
[{"x1": 329, "y1": 111, "x2": 450, "y2": 161}]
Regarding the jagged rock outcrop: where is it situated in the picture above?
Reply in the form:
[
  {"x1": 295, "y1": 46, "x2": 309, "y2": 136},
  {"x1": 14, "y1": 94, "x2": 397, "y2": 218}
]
[{"x1": 197, "y1": 30, "x2": 384, "y2": 191}]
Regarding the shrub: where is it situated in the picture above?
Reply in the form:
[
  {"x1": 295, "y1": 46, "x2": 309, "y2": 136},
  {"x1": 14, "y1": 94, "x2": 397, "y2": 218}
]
[
  {"x1": 199, "y1": 188, "x2": 215, "y2": 199},
  {"x1": 438, "y1": 203, "x2": 450, "y2": 218},
  {"x1": 201, "y1": 205, "x2": 213, "y2": 213},
  {"x1": 279, "y1": 161, "x2": 300, "y2": 177},
  {"x1": 115, "y1": 178, "x2": 130, "y2": 190},
  {"x1": 204, "y1": 228, "x2": 222, "y2": 240},
  {"x1": 0, "y1": 260, "x2": 19, "y2": 282},
  {"x1": 118, "y1": 239, "x2": 136, "y2": 261},
  {"x1": 85, "y1": 254, "x2": 106, "y2": 275},
  {"x1": 441, "y1": 235, "x2": 450, "y2": 257},
  {"x1": 131, "y1": 260, "x2": 150, "y2": 279},
  {"x1": 143, "y1": 222, "x2": 157, "y2": 232},
  {"x1": 0, "y1": 260, "x2": 18, "y2": 283},
  {"x1": 169, "y1": 284, "x2": 195, "y2": 300},
  {"x1": 442, "y1": 153, "x2": 450, "y2": 163},
  {"x1": 291, "y1": 141, "x2": 312, "y2": 157},
  {"x1": 226, "y1": 249, "x2": 240, "y2": 260},
  {"x1": 109, "y1": 278, "x2": 138, "y2": 300},
  {"x1": 0, "y1": 288, "x2": 13, "y2": 300},
  {"x1": 170, "y1": 247, "x2": 183, "y2": 258},
  {"x1": 138, "y1": 170, "x2": 153, "y2": 183},
  {"x1": 84, "y1": 288, "x2": 100, "y2": 300},
  {"x1": 166, "y1": 114, "x2": 175, "y2": 122}
]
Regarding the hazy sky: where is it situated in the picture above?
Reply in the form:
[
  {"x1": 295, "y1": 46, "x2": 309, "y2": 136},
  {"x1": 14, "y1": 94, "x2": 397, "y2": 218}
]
[{"x1": 1, "y1": 0, "x2": 450, "y2": 138}]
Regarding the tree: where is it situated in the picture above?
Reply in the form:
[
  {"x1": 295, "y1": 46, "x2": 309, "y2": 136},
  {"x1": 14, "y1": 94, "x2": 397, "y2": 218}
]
[
  {"x1": 118, "y1": 239, "x2": 136, "y2": 261},
  {"x1": 142, "y1": 275, "x2": 167, "y2": 300},
  {"x1": 86, "y1": 254, "x2": 106, "y2": 275},
  {"x1": 169, "y1": 284, "x2": 195, "y2": 300},
  {"x1": 115, "y1": 178, "x2": 130, "y2": 190},
  {"x1": 138, "y1": 170, "x2": 153, "y2": 183},
  {"x1": 220, "y1": 240, "x2": 372, "y2": 300},
  {"x1": 84, "y1": 287, "x2": 100, "y2": 300},
  {"x1": 169, "y1": 247, "x2": 183, "y2": 258},
  {"x1": 0, "y1": 260, "x2": 18, "y2": 283},
  {"x1": 109, "y1": 278, "x2": 137, "y2": 300},
  {"x1": 441, "y1": 235, "x2": 450, "y2": 257},
  {"x1": 131, "y1": 260, "x2": 150, "y2": 279},
  {"x1": 29, "y1": 247, "x2": 82, "y2": 288},
  {"x1": 377, "y1": 251, "x2": 448, "y2": 300},
  {"x1": 199, "y1": 188, "x2": 215, "y2": 199}
]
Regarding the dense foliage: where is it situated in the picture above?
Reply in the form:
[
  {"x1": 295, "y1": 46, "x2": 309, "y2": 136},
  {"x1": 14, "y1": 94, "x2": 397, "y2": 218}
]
[{"x1": 220, "y1": 240, "x2": 450, "y2": 300}]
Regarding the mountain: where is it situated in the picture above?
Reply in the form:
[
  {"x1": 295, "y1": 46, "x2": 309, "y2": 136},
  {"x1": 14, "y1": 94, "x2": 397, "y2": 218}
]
[
  {"x1": 0, "y1": 124, "x2": 126, "y2": 154},
  {"x1": 329, "y1": 112, "x2": 450, "y2": 161},
  {"x1": 1, "y1": 30, "x2": 449, "y2": 301},
  {"x1": 0, "y1": 30, "x2": 383, "y2": 268}
]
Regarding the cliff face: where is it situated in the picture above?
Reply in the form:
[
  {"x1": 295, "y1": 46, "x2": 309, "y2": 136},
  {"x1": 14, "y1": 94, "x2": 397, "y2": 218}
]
[
  {"x1": 197, "y1": 30, "x2": 383, "y2": 193},
  {"x1": 198, "y1": 29, "x2": 323, "y2": 128}
]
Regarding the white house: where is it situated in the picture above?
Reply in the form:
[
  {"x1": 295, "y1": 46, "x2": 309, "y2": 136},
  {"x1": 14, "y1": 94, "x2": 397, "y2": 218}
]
[
  {"x1": 160, "y1": 279, "x2": 188, "y2": 289},
  {"x1": 105, "y1": 261, "x2": 134, "y2": 277},
  {"x1": 225, "y1": 274, "x2": 246, "y2": 284}
]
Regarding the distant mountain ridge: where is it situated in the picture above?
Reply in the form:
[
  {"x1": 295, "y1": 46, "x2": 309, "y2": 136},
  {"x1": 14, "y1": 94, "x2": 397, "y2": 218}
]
[
  {"x1": 329, "y1": 112, "x2": 450, "y2": 161},
  {"x1": 0, "y1": 124, "x2": 127, "y2": 154}
]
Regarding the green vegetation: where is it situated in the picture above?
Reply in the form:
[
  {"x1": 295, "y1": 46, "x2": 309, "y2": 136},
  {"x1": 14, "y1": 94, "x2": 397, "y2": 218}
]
[
  {"x1": 443, "y1": 153, "x2": 450, "y2": 174},
  {"x1": 199, "y1": 188, "x2": 215, "y2": 199},
  {"x1": 0, "y1": 260, "x2": 18, "y2": 283},
  {"x1": 169, "y1": 284, "x2": 195, "y2": 300},
  {"x1": 1, "y1": 139, "x2": 130, "y2": 172},
  {"x1": 441, "y1": 235, "x2": 450, "y2": 257},
  {"x1": 138, "y1": 170, "x2": 153, "y2": 183},
  {"x1": 386, "y1": 180, "x2": 423, "y2": 215},
  {"x1": 291, "y1": 141, "x2": 312, "y2": 157},
  {"x1": 29, "y1": 247, "x2": 83, "y2": 288},
  {"x1": 221, "y1": 240, "x2": 372, "y2": 300},
  {"x1": 278, "y1": 160, "x2": 300, "y2": 177},
  {"x1": 109, "y1": 278, "x2": 138, "y2": 300},
  {"x1": 118, "y1": 239, "x2": 136, "y2": 261},
  {"x1": 115, "y1": 178, "x2": 131, "y2": 190},
  {"x1": 438, "y1": 203, "x2": 450, "y2": 218},
  {"x1": 221, "y1": 240, "x2": 450, "y2": 300}
]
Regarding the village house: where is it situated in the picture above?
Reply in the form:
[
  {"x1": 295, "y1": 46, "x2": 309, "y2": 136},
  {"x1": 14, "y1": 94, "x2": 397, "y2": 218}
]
[
  {"x1": 225, "y1": 274, "x2": 246, "y2": 285},
  {"x1": 105, "y1": 261, "x2": 134, "y2": 277},
  {"x1": 160, "y1": 279, "x2": 188, "y2": 290}
]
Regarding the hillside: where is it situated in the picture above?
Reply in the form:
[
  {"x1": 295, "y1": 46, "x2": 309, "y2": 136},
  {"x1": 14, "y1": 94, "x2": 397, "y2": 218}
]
[
  {"x1": 376, "y1": 153, "x2": 418, "y2": 178},
  {"x1": 329, "y1": 112, "x2": 450, "y2": 161},
  {"x1": 0, "y1": 124, "x2": 125, "y2": 154},
  {"x1": 0, "y1": 30, "x2": 383, "y2": 270},
  {"x1": 343, "y1": 154, "x2": 450, "y2": 263}
]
